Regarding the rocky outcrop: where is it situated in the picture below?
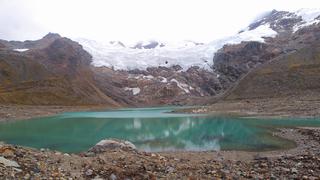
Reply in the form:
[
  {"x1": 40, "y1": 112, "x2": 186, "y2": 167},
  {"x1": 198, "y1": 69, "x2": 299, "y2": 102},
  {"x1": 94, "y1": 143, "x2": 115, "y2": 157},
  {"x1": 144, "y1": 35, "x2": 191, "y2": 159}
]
[
  {"x1": 213, "y1": 41, "x2": 283, "y2": 90},
  {"x1": 248, "y1": 10, "x2": 302, "y2": 33},
  {"x1": 224, "y1": 42, "x2": 320, "y2": 100},
  {"x1": 29, "y1": 37, "x2": 92, "y2": 76},
  {"x1": 0, "y1": 33, "x2": 61, "y2": 50},
  {"x1": 210, "y1": 16, "x2": 320, "y2": 103},
  {"x1": 93, "y1": 64, "x2": 223, "y2": 106}
]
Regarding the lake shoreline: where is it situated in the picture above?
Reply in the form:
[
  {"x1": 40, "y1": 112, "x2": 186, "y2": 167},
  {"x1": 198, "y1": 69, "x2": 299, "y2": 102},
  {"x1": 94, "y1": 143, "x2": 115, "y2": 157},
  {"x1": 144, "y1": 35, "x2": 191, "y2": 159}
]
[
  {"x1": 0, "y1": 104, "x2": 115, "y2": 123},
  {"x1": 0, "y1": 127, "x2": 319, "y2": 179},
  {"x1": 2, "y1": 96, "x2": 320, "y2": 123},
  {"x1": 179, "y1": 97, "x2": 320, "y2": 119},
  {"x1": 1, "y1": 104, "x2": 319, "y2": 178}
]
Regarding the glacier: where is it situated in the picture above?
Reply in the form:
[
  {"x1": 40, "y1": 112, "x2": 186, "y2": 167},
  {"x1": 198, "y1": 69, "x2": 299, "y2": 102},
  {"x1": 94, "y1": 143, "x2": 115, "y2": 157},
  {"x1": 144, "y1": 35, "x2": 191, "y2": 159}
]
[{"x1": 76, "y1": 9, "x2": 319, "y2": 71}]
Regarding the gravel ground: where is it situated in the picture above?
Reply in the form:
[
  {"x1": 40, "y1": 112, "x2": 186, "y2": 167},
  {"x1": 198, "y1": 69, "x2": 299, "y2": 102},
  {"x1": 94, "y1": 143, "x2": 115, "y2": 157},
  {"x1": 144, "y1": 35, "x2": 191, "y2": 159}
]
[
  {"x1": 0, "y1": 128, "x2": 319, "y2": 179},
  {"x1": 182, "y1": 97, "x2": 320, "y2": 118}
]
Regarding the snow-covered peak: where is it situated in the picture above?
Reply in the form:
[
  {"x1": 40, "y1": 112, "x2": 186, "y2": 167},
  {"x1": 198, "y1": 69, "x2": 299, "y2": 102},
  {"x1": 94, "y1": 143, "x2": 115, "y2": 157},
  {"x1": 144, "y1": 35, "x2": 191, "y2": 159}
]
[
  {"x1": 75, "y1": 8, "x2": 320, "y2": 71},
  {"x1": 77, "y1": 38, "x2": 214, "y2": 70},
  {"x1": 75, "y1": 38, "x2": 126, "y2": 50},
  {"x1": 295, "y1": 8, "x2": 320, "y2": 23},
  {"x1": 236, "y1": 23, "x2": 277, "y2": 43},
  {"x1": 76, "y1": 24, "x2": 278, "y2": 71},
  {"x1": 293, "y1": 8, "x2": 320, "y2": 31},
  {"x1": 247, "y1": 8, "x2": 320, "y2": 33}
]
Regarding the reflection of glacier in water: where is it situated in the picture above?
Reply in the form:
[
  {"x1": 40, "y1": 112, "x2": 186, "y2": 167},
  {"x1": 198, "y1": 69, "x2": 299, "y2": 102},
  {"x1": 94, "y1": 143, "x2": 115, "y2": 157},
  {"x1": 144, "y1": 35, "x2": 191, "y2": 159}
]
[
  {"x1": 131, "y1": 117, "x2": 223, "y2": 152},
  {"x1": 0, "y1": 106, "x2": 315, "y2": 153}
]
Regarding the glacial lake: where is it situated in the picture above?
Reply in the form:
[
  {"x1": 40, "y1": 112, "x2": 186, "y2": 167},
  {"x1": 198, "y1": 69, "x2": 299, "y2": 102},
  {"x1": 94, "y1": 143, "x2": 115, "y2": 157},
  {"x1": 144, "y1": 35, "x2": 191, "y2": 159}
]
[{"x1": 0, "y1": 106, "x2": 319, "y2": 153}]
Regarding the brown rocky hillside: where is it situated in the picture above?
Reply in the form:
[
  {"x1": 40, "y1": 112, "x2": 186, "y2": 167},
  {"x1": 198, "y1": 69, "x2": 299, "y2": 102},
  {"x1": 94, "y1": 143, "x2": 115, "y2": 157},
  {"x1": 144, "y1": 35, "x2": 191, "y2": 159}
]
[
  {"x1": 224, "y1": 42, "x2": 320, "y2": 101},
  {"x1": 0, "y1": 35, "x2": 120, "y2": 106}
]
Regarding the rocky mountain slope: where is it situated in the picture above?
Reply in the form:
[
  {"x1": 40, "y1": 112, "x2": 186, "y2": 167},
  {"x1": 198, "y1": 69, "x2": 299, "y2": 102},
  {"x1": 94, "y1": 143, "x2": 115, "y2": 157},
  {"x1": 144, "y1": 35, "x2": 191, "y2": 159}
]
[
  {"x1": 0, "y1": 34, "x2": 119, "y2": 106},
  {"x1": 210, "y1": 9, "x2": 320, "y2": 102},
  {"x1": 75, "y1": 9, "x2": 320, "y2": 106},
  {"x1": 1, "y1": 9, "x2": 320, "y2": 107},
  {"x1": 225, "y1": 40, "x2": 320, "y2": 101}
]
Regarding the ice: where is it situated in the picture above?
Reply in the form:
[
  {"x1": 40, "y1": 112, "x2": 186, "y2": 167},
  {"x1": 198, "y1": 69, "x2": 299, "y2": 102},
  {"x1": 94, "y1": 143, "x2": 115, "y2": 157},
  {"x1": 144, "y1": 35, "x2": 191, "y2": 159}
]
[{"x1": 75, "y1": 9, "x2": 320, "y2": 71}]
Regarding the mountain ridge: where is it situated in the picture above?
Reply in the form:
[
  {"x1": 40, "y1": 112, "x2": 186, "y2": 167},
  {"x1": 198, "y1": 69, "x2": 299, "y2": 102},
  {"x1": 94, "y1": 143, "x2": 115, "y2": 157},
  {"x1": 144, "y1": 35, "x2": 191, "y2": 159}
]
[{"x1": 1, "y1": 8, "x2": 320, "y2": 107}]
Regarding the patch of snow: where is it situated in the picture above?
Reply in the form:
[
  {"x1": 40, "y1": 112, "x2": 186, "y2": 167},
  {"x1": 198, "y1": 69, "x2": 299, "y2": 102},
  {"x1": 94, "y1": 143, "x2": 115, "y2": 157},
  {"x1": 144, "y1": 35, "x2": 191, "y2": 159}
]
[
  {"x1": 134, "y1": 75, "x2": 154, "y2": 80},
  {"x1": 170, "y1": 79, "x2": 191, "y2": 93},
  {"x1": 13, "y1": 48, "x2": 29, "y2": 52},
  {"x1": 293, "y1": 8, "x2": 320, "y2": 31},
  {"x1": 233, "y1": 23, "x2": 277, "y2": 43},
  {"x1": 143, "y1": 75, "x2": 154, "y2": 80},
  {"x1": 124, "y1": 87, "x2": 141, "y2": 95},
  {"x1": 296, "y1": 8, "x2": 320, "y2": 23},
  {"x1": 159, "y1": 76, "x2": 168, "y2": 83}
]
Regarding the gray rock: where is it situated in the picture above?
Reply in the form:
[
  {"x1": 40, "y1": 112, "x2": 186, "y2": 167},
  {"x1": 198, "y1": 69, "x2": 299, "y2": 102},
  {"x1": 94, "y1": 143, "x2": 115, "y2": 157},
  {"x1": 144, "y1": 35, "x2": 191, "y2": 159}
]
[
  {"x1": 109, "y1": 173, "x2": 117, "y2": 180},
  {"x1": 24, "y1": 173, "x2": 31, "y2": 179},
  {"x1": 281, "y1": 167, "x2": 290, "y2": 172},
  {"x1": 89, "y1": 139, "x2": 136, "y2": 153},
  {"x1": 291, "y1": 168, "x2": 298, "y2": 174},
  {"x1": 85, "y1": 169, "x2": 93, "y2": 176},
  {"x1": 166, "y1": 166, "x2": 175, "y2": 173},
  {"x1": 0, "y1": 156, "x2": 20, "y2": 168}
]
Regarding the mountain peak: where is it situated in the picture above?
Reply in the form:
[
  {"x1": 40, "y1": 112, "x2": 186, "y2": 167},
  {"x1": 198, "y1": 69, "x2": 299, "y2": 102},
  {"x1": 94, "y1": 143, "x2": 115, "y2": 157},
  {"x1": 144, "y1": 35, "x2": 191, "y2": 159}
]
[
  {"x1": 43, "y1": 32, "x2": 61, "y2": 40},
  {"x1": 247, "y1": 9, "x2": 320, "y2": 33}
]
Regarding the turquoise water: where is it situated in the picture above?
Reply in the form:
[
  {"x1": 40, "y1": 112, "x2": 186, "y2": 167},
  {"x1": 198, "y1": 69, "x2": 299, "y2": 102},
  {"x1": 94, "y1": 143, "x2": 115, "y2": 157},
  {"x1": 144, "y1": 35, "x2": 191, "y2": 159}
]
[{"x1": 0, "y1": 106, "x2": 319, "y2": 153}]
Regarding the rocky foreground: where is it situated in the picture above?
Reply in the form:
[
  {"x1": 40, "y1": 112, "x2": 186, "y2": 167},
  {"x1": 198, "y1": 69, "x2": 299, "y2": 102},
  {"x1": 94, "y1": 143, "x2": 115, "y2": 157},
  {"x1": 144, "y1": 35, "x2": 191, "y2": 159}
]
[{"x1": 0, "y1": 128, "x2": 319, "y2": 179}]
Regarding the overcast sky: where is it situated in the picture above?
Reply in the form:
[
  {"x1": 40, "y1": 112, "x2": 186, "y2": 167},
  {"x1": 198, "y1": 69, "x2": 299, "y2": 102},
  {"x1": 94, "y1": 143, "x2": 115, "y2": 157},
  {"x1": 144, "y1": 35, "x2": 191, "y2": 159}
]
[{"x1": 0, "y1": 0, "x2": 319, "y2": 43}]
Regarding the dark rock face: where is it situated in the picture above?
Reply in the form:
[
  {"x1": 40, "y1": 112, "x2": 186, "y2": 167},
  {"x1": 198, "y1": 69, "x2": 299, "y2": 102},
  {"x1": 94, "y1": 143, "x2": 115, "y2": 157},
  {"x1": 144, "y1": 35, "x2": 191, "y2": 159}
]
[
  {"x1": 0, "y1": 33, "x2": 61, "y2": 50},
  {"x1": 37, "y1": 38, "x2": 92, "y2": 76},
  {"x1": 248, "y1": 10, "x2": 302, "y2": 33},
  {"x1": 225, "y1": 42, "x2": 320, "y2": 100},
  {"x1": 213, "y1": 42, "x2": 282, "y2": 85},
  {"x1": 211, "y1": 18, "x2": 320, "y2": 103}
]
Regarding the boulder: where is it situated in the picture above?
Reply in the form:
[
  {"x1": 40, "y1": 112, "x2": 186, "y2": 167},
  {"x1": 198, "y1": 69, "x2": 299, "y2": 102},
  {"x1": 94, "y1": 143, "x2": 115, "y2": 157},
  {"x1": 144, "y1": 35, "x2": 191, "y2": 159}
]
[
  {"x1": 88, "y1": 139, "x2": 136, "y2": 153},
  {"x1": 0, "y1": 156, "x2": 20, "y2": 168}
]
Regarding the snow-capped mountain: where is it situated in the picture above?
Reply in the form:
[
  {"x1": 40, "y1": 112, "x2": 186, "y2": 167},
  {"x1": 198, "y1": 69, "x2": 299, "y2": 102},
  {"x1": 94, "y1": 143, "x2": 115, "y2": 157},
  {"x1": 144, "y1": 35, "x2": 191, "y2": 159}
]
[
  {"x1": 248, "y1": 9, "x2": 320, "y2": 33},
  {"x1": 75, "y1": 9, "x2": 320, "y2": 71},
  {"x1": 76, "y1": 38, "x2": 215, "y2": 70}
]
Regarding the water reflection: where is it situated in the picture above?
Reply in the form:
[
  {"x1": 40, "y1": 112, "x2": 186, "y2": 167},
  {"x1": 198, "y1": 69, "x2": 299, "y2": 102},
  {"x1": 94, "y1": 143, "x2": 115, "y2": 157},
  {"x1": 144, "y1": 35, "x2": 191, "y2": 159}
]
[{"x1": 0, "y1": 107, "x2": 315, "y2": 153}]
